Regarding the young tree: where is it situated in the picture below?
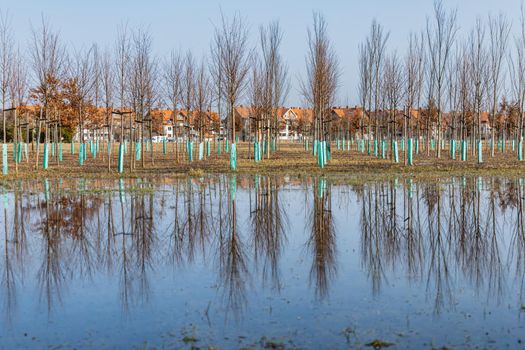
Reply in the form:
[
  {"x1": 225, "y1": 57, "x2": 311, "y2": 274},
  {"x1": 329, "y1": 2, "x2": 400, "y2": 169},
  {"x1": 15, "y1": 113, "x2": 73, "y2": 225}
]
[
  {"x1": 212, "y1": 12, "x2": 251, "y2": 170},
  {"x1": 383, "y1": 51, "x2": 404, "y2": 161},
  {"x1": 468, "y1": 18, "x2": 487, "y2": 161},
  {"x1": 100, "y1": 48, "x2": 114, "y2": 170},
  {"x1": 259, "y1": 21, "x2": 289, "y2": 157},
  {"x1": 487, "y1": 13, "x2": 510, "y2": 156},
  {"x1": 182, "y1": 50, "x2": 194, "y2": 150},
  {"x1": 29, "y1": 16, "x2": 66, "y2": 168},
  {"x1": 129, "y1": 27, "x2": 157, "y2": 167},
  {"x1": 300, "y1": 12, "x2": 340, "y2": 166},
  {"x1": 193, "y1": 57, "x2": 211, "y2": 153},
  {"x1": 426, "y1": 0, "x2": 458, "y2": 158},
  {"x1": 403, "y1": 32, "x2": 424, "y2": 164},
  {"x1": 163, "y1": 50, "x2": 182, "y2": 161},
  {"x1": 0, "y1": 10, "x2": 13, "y2": 146}
]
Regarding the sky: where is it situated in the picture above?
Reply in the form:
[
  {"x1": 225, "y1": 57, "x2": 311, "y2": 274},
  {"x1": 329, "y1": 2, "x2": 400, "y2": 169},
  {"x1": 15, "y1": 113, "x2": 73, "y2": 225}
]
[{"x1": 3, "y1": 0, "x2": 524, "y2": 107}]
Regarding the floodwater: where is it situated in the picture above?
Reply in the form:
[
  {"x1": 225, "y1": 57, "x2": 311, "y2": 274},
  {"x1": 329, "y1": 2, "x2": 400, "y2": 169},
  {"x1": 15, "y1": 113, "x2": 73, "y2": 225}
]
[{"x1": 0, "y1": 175, "x2": 524, "y2": 349}]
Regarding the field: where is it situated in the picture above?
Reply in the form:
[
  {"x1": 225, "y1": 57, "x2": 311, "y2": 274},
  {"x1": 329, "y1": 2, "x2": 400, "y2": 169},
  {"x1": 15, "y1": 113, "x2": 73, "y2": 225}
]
[{"x1": 2, "y1": 140, "x2": 525, "y2": 180}]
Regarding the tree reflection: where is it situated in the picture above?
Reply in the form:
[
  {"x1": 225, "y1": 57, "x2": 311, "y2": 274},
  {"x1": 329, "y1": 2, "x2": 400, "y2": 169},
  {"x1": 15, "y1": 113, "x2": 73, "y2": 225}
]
[
  {"x1": 307, "y1": 177, "x2": 336, "y2": 300},
  {"x1": 1, "y1": 175, "x2": 524, "y2": 322}
]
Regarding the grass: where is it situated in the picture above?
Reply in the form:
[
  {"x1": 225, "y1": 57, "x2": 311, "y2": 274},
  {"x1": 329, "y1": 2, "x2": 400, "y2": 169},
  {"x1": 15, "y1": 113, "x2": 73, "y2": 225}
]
[{"x1": 1, "y1": 141, "x2": 525, "y2": 181}]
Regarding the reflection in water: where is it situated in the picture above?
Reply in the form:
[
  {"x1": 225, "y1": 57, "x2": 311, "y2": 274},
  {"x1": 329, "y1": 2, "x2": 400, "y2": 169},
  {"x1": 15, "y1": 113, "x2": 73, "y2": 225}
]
[
  {"x1": 1, "y1": 175, "x2": 525, "y2": 323},
  {"x1": 250, "y1": 175, "x2": 288, "y2": 291},
  {"x1": 308, "y1": 178, "x2": 336, "y2": 300}
]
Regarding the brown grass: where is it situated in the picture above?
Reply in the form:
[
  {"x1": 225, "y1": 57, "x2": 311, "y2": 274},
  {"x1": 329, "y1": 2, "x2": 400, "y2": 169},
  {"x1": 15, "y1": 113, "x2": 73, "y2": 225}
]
[{"x1": 1, "y1": 141, "x2": 524, "y2": 181}]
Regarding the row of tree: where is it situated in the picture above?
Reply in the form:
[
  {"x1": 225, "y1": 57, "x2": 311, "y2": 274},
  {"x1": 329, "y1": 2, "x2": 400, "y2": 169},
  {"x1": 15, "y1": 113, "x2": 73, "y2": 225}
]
[
  {"x1": 4, "y1": 1, "x2": 525, "y2": 172},
  {"x1": 356, "y1": 1, "x2": 525, "y2": 164}
]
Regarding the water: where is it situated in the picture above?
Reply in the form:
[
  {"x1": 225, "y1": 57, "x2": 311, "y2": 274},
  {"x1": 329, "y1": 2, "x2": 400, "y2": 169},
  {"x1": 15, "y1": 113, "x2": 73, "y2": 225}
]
[{"x1": 0, "y1": 175, "x2": 524, "y2": 349}]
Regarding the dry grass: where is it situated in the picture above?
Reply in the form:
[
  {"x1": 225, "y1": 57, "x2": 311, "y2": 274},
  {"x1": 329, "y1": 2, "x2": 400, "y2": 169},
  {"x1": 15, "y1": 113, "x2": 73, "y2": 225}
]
[{"x1": 1, "y1": 141, "x2": 524, "y2": 181}]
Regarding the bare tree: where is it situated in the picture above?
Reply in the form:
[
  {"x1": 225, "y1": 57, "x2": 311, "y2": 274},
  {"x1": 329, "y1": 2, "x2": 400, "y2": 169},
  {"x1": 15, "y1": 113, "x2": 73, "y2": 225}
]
[
  {"x1": 404, "y1": 32, "x2": 424, "y2": 164},
  {"x1": 100, "y1": 48, "x2": 114, "y2": 170},
  {"x1": 300, "y1": 12, "x2": 340, "y2": 166},
  {"x1": 193, "y1": 57, "x2": 211, "y2": 154},
  {"x1": 487, "y1": 13, "x2": 510, "y2": 157},
  {"x1": 182, "y1": 50, "x2": 194, "y2": 157},
  {"x1": 468, "y1": 17, "x2": 487, "y2": 161},
  {"x1": 384, "y1": 51, "x2": 404, "y2": 161},
  {"x1": 68, "y1": 46, "x2": 96, "y2": 150},
  {"x1": 260, "y1": 21, "x2": 289, "y2": 157},
  {"x1": 358, "y1": 43, "x2": 370, "y2": 143},
  {"x1": 9, "y1": 46, "x2": 27, "y2": 173},
  {"x1": 0, "y1": 10, "x2": 13, "y2": 146},
  {"x1": 367, "y1": 20, "x2": 389, "y2": 151},
  {"x1": 510, "y1": 6, "x2": 525, "y2": 152},
  {"x1": 29, "y1": 15, "x2": 66, "y2": 168},
  {"x1": 212, "y1": 12, "x2": 251, "y2": 169},
  {"x1": 426, "y1": 0, "x2": 458, "y2": 158},
  {"x1": 129, "y1": 27, "x2": 157, "y2": 167},
  {"x1": 115, "y1": 23, "x2": 130, "y2": 142},
  {"x1": 163, "y1": 49, "x2": 182, "y2": 162}
]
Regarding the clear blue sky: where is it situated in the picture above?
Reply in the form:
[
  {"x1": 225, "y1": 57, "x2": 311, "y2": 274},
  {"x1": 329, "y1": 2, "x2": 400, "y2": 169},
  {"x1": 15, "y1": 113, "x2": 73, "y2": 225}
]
[{"x1": 3, "y1": 0, "x2": 523, "y2": 106}]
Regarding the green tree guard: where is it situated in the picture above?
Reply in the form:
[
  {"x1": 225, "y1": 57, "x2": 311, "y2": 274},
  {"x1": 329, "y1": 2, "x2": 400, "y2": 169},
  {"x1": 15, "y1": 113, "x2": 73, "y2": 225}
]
[
  {"x1": 450, "y1": 140, "x2": 456, "y2": 160},
  {"x1": 229, "y1": 143, "x2": 237, "y2": 171},
  {"x1": 198, "y1": 142, "x2": 204, "y2": 161},
  {"x1": 24, "y1": 143, "x2": 28, "y2": 161},
  {"x1": 43, "y1": 143, "x2": 49, "y2": 169},
  {"x1": 16, "y1": 143, "x2": 22, "y2": 163},
  {"x1": 519, "y1": 140, "x2": 523, "y2": 161},
  {"x1": 71, "y1": 142, "x2": 75, "y2": 154},
  {"x1": 162, "y1": 139, "x2": 167, "y2": 154},
  {"x1": 381, "y1": 140, "x2": 386, "y2": 159},
  {"x1": 79, "y1": 143, "x2": 84, "y2": 166},
  {"x1": 118, "y1": 143, "x2": 124, "y2": 173},
  {"x1": 135, "y1": 142, "x2": 141, "y2": 161},
  {"x1": 512, "y1": 139, "x2": 516, "y2": 152},
  {"x1": 225, "y1": 139, "x2": 229, "y2": 153},
  {"x1": 461, "y1": 140, "x2": 467, "y2": 161},
  {"x1": 188, "y1": 141, "x2": 193, "y2": 163},
  {"x1": 342, "y1": 138, "x2": 345, "y2": 151},
  {"x1": 218, "y1": 140, "x2": 221, "y2": 155},
  {"x1": 51, "y1": 142, "x2": 55, "y2": 157},
  {"x1": 477, "y1": 140, "x2": 483, "y2": 163},
  {"x1": 58, "y1": 142, "x2": 63, "y2": 162},
  {"x1": 374, "y1": 139, "x2": 378, "y2": 157},
  {"x1": 393, "y1": 141, "x2": 399, "y2": 163},
  {"x1": 407, "y1": 138, "x2": 413, "y2": 166},
  {"x1": 206, "y1": 141, "x2": 210, "y2": 157},
  {"x1": 415, "y1": 139, "x2": 420, "y2": 154},
  {"x1": 2, "y1": 144, "x2": 7, "y2": 175}
]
